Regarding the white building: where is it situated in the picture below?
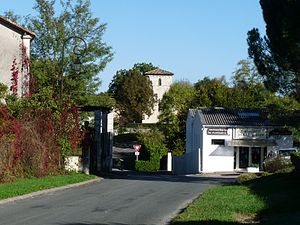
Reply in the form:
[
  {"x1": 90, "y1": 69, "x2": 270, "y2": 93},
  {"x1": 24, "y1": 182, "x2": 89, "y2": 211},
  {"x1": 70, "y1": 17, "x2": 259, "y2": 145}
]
[
  {"x1": 0, "y1": 16, "x2": 35, "y2": 97},
  {"x1": 173, "y1": 107, "x2": 293, "y2": 174},
  {"x1": 142, "y1": 68, "x2": 173, "y2": 124}
]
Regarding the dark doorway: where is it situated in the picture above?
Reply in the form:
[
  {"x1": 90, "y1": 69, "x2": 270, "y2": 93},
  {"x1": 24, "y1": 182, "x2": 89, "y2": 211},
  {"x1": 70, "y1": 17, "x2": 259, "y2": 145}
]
[
  {"x1": 251, "y1": 147, "x2": 261, "y2": 166},
  {"x1": 239, "y1": 147, "x2": 249, "y2": 168}
]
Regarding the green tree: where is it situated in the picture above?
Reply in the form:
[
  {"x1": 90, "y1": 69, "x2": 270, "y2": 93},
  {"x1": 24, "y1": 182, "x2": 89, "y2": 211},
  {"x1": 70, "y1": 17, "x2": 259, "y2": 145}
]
[
  {"x1": 108, "y1": 63, "x2": 156, "y2": 124},
  {"x1": 7, "y1": 0, "x2": 113, "y2": 104},
  {"x1": 232, "y1": 59, "x2": 262, "y2": 88},
  {"x1": 135, "y1": 130, "x2": 168, "y2": 172},
  {"x1": 247, "y1": 0, "x2": 300, "y2": 100},
  {"x1": 131, "y1": 62, "x2": 156, "y2": 75},
  {"x1": 113, "y1": 70, "x2": 155, "y2": 124},
  {"x1": 158, "y1": 81, "x2": 196, "y2": 155},
  {"x1": 228, "y1": 59, "x2": 271, "y2": 108},
  {"x1": 108, "y1": 63, "x2": 156, "y2": 95},
  {"x1": 193, "y1": 76, "x2": 229, "y2": 107},
  {"x1": 84, "y1": 93, "x2": 115, "y2": 109},
  {"x1": 4, "y1": 10, "x2": 21, "y2": 23}
]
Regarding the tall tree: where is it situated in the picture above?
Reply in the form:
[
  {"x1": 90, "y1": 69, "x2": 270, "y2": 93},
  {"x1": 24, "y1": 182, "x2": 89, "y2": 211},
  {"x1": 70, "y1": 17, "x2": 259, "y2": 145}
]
[
  {"x1": 158, "y1": 81, "x2": 196, "y2": 155},
  {"x1": 108, "y1": 63, "x2": 156, "y2": 124},
  {"x1": 7, "y1": 0, "x2": 113, "y2": 103},
  {"x1": 247, "y1": 0, "x2": 300, "y2": 100},
  {"x1": 193, "y1": 76, "x2": 229, "y2": 107},
  {"x1": 108, "y1": 63, "x2": 156, "y2": 95},
  {"x1": 228, "y1": 59, "x2": 270, "y2": 108},
  {"x1": 111, "y1": 69, "x2": 155, "y2": 124},
  {"x1": 232, "y1": 59, "x2": 262, "y2": 88}
]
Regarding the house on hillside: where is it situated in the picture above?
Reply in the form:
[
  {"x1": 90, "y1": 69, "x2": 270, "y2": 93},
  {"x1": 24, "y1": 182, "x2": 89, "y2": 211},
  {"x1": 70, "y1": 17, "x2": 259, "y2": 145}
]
[
  {"x1": 0, "y1": 16, "x2": 35, "y2": 97},
  {"x1": 173, "y1": 107, "x2": 293, "y2": 174},
  {"x1": 142, "y1": 68, "x2": 173, "y2": 124}
]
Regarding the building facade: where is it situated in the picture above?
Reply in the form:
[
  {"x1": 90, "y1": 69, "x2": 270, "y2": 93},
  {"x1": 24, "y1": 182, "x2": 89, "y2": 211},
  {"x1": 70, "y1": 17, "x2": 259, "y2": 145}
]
[
  {"x1": 0, "y1": 16, "x2": 35, "y2": 97},
  {"x1": 174, "y1": 107, "x2": 293, "y2": 174},
  {"x1": 142, "y1": 68, "x2": 173, "y2": 124}
]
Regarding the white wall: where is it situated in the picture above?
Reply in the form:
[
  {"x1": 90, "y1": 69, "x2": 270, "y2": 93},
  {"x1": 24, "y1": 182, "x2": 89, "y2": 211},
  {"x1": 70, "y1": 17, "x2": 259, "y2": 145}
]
[
  {"x1": 0, "y1": 23, "x2": 32, "y2": 97},
  {"x1": 142, "y1": 75, "x2": 172, "y2": 123},
  {"x1": 0, "y1": 24, "x2": 22, "y2": 94},
  {"x1": 185, "y1": 110, "x2": 194, "y2": 153},
  {"x1": 192, "y1": 111, "x2": 203, "y2": 172},
  {"x1": 201, "y1": 127, "x2": 234, "y2": 172}
]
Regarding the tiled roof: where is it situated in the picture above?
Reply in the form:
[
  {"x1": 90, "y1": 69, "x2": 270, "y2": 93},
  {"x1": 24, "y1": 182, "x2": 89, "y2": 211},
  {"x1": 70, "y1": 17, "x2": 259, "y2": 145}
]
[
  {"x1": 0, "y1": 16, "x2": 36, "y2": 38},
  {"x1": 197, "y1": 107, "x2": 272, "y2": 126},
  {"x1": 144, "y1": 68, "x2": 174, "y2": 76}
]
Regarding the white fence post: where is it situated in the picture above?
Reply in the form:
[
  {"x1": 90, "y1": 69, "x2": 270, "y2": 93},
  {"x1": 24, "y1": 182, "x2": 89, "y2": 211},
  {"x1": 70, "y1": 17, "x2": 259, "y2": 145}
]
[{"x1": 167, "y1": 152, "x2": 172, "y2": 172}]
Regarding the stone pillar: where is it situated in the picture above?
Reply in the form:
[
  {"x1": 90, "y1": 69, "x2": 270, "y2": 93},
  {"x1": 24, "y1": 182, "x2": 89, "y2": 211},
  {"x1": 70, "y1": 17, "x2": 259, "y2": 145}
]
[
  {"x1": 248, "y1": 148, "x2": 252, "y2": 167},
  {"x1": 94, "y1": 110, "x2": 102, "y2": 173},
  {"x1": 260, "y1": 146, "x2": 265, "y2": 171},
  {"x1": 235, "y1": 147, "x2": 240, "y2": 170}
]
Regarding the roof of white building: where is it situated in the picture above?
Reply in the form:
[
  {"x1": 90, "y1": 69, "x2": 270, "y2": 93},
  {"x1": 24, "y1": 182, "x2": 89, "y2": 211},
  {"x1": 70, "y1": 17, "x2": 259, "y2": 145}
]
[
  {"x1": 196, "y1": 107, "x2": 273, "y2": 126},
  {"x1": 0, "y1": 16, "x2": 36, "y2": 39},
  {"x1": 144, "y1": 68, "x2": 174, "y2": 76}
]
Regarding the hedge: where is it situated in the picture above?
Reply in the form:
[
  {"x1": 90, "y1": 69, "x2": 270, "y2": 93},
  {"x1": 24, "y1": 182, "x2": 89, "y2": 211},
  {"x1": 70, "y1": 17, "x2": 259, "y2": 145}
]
[
  {"x1": 291, "y1": 152, "x2": 300, "y2": 172},
  {"x1": 135, "y1": 160, "x2": 160, "y2": 172}
]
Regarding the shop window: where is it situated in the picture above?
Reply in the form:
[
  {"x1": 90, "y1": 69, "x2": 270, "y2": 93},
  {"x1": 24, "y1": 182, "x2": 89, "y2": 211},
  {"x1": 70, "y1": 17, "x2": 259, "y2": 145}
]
[{"x1": 211, "y1": 139, "x2": 225, "y2": 146}]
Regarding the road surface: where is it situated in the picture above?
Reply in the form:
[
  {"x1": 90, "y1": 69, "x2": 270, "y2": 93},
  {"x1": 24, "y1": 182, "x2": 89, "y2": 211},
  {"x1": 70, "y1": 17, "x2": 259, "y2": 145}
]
[{"x1": 0, "y1": 172, "x2": 235, "y2": 225}]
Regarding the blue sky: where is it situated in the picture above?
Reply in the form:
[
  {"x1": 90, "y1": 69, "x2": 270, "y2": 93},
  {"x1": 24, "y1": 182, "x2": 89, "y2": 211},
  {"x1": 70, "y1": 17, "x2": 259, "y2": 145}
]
[{"x1": 1, "y1": 0, "x2": 266, "y2": 92}]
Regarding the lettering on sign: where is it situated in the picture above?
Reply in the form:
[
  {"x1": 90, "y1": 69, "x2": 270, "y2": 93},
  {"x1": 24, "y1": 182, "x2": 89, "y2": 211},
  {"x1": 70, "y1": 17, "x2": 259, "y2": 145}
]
[
  {"x1": 234, "y1": 128, "x2": 267, "y2": 140},
  {"x1": 207, "y1": 128, "x2": 228, "y2": 135}
]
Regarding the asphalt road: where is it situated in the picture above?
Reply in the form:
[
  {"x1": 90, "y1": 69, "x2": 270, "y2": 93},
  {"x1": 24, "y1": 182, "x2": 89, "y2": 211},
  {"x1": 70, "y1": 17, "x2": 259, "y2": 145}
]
[{"x1": 0, "y1": 172, "x2": 235, "y2": 225}]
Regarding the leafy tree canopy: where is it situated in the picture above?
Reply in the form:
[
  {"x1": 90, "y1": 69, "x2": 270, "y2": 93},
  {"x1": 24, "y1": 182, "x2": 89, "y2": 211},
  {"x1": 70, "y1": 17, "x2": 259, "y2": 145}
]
[
  {"x1": 108, "y1": 63, "x2": 156, "y2": 95},
  {"x1": 232, "y1": 59, "x2": 262, "y2": 88},
  {"x1": 247, "y1": 0, "x2": 300, "y2": 100},
  {"x1": 158, "y1": 81, "x2": 196, "y2": 156},
  {"x1": 83, "y1": 93, "x2": 115, "y2": 109},
  {"x1": 109, "y1": 64, "x2": 156, "y2": 124},
  {"x1": 6, "y1": 0, "x2": 113, "y2": 104},
  {"x1": 194, "y1": 76, "x2": 229, "y2": 107}
]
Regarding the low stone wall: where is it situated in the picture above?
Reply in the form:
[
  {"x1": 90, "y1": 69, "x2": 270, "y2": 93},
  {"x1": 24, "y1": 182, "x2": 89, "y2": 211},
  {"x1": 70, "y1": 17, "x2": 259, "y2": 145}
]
[{"x1": 65, "y1": 156, "x2": 83, "y2": 172}]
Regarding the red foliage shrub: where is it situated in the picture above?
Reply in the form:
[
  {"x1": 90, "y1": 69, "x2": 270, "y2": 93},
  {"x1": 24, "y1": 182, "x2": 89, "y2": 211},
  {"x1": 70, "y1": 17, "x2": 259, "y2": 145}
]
[
  {"x1": 10, "y1": 58, "x2": 19, "y2": 95},
  {"x1": 0, "y1": 104, "x2": 84, "y2": 182},
  {"x1": 20, "y1": 44, "x2": 31, "y2": 97}
]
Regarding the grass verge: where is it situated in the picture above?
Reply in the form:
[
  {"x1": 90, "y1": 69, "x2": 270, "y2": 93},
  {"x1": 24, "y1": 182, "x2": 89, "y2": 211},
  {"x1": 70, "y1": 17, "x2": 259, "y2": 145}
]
[
  {"x1": 0, "y1": 173, "x2": 98, "y2": 200},
  {"x1": 171, "y1": 172, "x2": 300, "y2": 225}
]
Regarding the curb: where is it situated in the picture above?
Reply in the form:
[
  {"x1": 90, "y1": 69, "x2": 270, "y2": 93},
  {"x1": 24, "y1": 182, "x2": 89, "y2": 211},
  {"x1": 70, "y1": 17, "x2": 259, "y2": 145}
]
[{"x1": 0, "y1": 177, "x2": 102, "y2": 205}]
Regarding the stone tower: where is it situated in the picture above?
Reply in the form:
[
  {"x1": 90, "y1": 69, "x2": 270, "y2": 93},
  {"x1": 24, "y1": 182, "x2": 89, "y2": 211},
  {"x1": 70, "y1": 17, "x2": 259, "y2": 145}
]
[{"x1": 142, "y1": 68, "x2": 173, "y2": 123}]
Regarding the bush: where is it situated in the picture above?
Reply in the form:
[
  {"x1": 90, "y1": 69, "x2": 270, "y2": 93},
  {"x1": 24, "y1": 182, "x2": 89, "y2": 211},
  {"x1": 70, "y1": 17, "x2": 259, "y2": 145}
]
[
  {"x1": 236, "y1": 173, "x2": 259, "y2": 184},
  {"x1": 291, "y1": 152, "x2": 300, "y2": 172},
  {"x1": 134, "y1": 130, "x2": 168, "y2": 172},
  {"x1": 263, "y1": 156, "x2": 292, "y2": 173},
  {"x1": 135, "y1": 160, "x2": 160, "y2": 172},
  {"x1": 0, "y1": 93, "x2": 84, "y2": 182}
]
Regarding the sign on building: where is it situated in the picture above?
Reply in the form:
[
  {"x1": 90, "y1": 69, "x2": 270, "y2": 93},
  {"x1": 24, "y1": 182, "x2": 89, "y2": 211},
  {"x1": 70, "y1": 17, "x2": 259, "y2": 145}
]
[
  {"x1": 207, "y1": 128, "x2": 228, "y2": 135},
  {"x1": 233, "y1": 128, "x2": 267, "y2": 140}
]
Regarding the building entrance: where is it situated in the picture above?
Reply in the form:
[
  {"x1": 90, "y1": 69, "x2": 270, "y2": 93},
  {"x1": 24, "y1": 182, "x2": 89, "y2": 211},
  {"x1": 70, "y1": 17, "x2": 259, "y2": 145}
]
[
  {"x1": 239, "y1": 147, "x2": 249, "y2": 168},
  {"x1": 236, "y1": 146, "x2": 266, "y2": 170}
]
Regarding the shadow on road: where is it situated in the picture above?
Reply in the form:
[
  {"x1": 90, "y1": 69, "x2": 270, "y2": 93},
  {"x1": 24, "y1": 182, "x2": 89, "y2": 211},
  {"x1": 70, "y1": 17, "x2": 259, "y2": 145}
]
[
  {"x1": 170, "y1": 220, "x2": 247, "y2": 225},
  {"x1": 101, "y1": 170, "x2": 238, "y2": 185},
  {"x1": 60, "y1": 220, "x2": 246, "y2": 225},
  {"x1": 60, "y1": 223, "x2": 148, "y2": 225}
]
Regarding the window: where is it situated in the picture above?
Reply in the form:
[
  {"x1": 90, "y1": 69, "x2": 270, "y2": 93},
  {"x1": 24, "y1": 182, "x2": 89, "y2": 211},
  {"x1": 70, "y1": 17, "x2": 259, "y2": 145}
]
[
  {"x1": 211, "y1": 139, "x2": 225, "y2": 146},
  {"x1": 158, "y1": 78, "x2": 162, "y2": 86}
]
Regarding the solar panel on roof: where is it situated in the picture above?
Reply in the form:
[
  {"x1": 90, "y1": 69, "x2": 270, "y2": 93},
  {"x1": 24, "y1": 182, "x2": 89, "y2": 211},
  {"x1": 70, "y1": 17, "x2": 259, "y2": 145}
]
[{"x1": 237, "y1": 112, "x2": 260, "y2": 117}]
